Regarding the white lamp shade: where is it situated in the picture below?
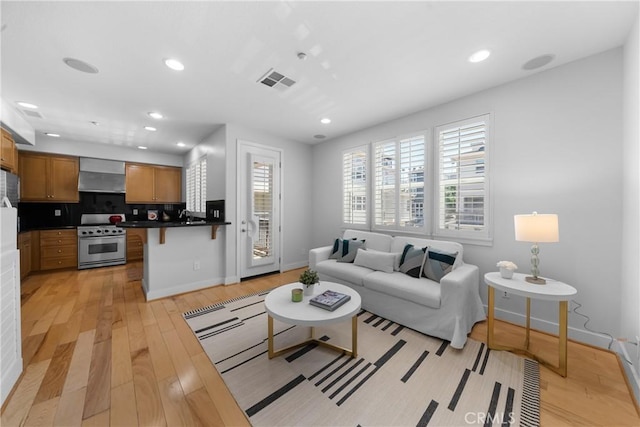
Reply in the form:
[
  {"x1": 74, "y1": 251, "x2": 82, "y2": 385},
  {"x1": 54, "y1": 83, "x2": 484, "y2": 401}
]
[{"x1": 514, "y1": 213, "x2": 559, "y2": 243}]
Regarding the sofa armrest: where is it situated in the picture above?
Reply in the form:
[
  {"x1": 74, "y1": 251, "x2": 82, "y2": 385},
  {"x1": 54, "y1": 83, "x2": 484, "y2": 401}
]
[
  {"x1": 309, "y1": 246, "x2": 333, "y2": 270},
  {"x1": 440, "y1": 263, "x2": 480, "y2": 306}
]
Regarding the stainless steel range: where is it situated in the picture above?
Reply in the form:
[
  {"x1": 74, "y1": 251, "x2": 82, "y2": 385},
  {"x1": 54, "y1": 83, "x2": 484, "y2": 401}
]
[{"x1": 77, "y1": 213, "x2": 127, "y2": 269}]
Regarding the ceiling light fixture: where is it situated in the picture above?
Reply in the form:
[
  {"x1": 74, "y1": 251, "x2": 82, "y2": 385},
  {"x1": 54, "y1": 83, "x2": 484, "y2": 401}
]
[
  {"x1": 164, "y1": 58, "x2": 185, "y2": 71},
  {"x1": 144, "y1": 126, "x2": 157, "y2": 131},
  {"x1": 44, "y1": 133, "x2": 60, "y2": 137},
  {"x1": 314, "y1": 134, "x2": 326, "y2": 139},
  {"x1": 176, "y1": 142, "x2": 186, "y2": 147},
  {"x1": 90, "y1": 121, "x2": 99, "y2": 126},
  {"x1": 138, "y1": 146, "x2": 148, "y2": 150},
  {"x1": 17, "y1": 101, "x2": 38, "y2": 109},
  {"x1": 297, "y1": 52, "x2": 307, "y2": 61},
  {"x1": 63, "y1": 57, "x2": 99, "y2": 74},
  {"x1": 468, "y1": 49, "x2": 491, "y2": 63},
  {"x1": 148, "y1": 112, "x2": 163, "y2": 120},
  {"x1": 522, "y1": 54, "x2": 555, "y2": 70},
  {"x1": 320, "y1": 118, "x2": 331, "y2": 124}
]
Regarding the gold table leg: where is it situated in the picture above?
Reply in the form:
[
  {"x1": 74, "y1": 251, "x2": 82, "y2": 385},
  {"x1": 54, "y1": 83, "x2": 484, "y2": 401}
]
[
  {"x1": 267, "y1": 314, "x2": 358, "y2": 359},
  {"x1": 559, "y1": 300, "x2": 568, "y2": 377}
]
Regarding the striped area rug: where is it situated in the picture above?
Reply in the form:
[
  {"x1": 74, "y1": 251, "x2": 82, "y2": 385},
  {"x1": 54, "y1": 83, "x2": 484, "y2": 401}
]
[{"x1": 183, "y1": 290, "x2": 540, "y2": 426}]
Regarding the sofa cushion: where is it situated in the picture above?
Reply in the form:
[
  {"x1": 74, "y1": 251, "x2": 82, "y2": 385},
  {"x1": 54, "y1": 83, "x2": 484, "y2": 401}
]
[
  {"x1": 364, "y1": 271, "x2": 441, "y2": 309},
  {"x1": 422, "y1": 248, "x2": 458, "y2": 282},
  {"x1": 314, "y1": 259, "x2": 372, "y2": 286},
  {"x1": 399, "y1": 244, "x2": 427, "y2": 278},
  {"x1": 354, "y1": 249, "x2": 395, "y2": 273},
  {"x1": 329, "y1": 238, "x2": 365, "y2": 263},
  {"x1": 391, "y1": 237, "x2": 464, "y2": 269},
  {"x1": 343, "y1": 229, "x2": 393, "y2": 252}
]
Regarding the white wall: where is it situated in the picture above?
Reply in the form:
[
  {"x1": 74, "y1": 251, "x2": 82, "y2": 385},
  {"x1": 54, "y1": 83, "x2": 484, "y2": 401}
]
[
  {"x1": 223, "y1": 124, "x2": 312, "y2": 283},
  {"x1": 19, "y1": 138, "x2": 183, "y2": 167},
  {"x1": 311, "y1": 48, "x2": 625, "y2": 347},
  {"x1": 621, "y1": 13, "x2": 640, "y2": 380}
]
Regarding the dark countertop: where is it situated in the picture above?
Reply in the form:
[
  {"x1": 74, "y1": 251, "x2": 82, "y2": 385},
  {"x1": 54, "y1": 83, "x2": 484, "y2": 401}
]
[
  {"x1": 117, "y1": 221, "x2": 231, "y2": 228},
  {"x1": 20, "y1": 225, "x2": 77, "y2": 233}
]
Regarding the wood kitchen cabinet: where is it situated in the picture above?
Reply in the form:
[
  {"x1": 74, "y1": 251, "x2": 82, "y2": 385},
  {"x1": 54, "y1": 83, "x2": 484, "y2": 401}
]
[
  {"x1": 125, "y1": 163, "x2": 181, "y2": 203},
  {"x1": 126, "y1": 228, "x2": 146, "y2": 261},
  {"x1": 1, "y1": 127, "x2": 18, "y2": 173},
  {"x1": 19, "y1": 232, "x2": 32, "y2": 279},
  {"x1": 20, "y1": 152, "x2": 79, "y2": 202},
  {"x1": 39, "y1": 229, "x2": 77, "y2": 270}
]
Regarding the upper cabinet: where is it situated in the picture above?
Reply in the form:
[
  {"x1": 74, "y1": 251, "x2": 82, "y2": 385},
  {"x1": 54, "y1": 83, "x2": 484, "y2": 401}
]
[
  {"x1": 125, "y1": 163, "x2": 181, "y2": 203},
  {"x1": 1, "y1": 128, "x2": 18, "y2": 174},
  {"x1": 20, "y1": 152, "x2": 79, "y2": 202}
]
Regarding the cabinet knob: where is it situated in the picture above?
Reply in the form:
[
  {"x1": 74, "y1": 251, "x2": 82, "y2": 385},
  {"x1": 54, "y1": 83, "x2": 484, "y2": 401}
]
[
  {"x1": 58, "y1": 240, "x2": 62, "y2": 243},
  {"x1": 57, "y1": 232, "x2": 62, "y2": 235},
  {"x1": 57, "y1": 249, "x2": 62, "y2": 253},
  {"x1": 58, "y1": 261, "x2": 62, "y2": 264}
]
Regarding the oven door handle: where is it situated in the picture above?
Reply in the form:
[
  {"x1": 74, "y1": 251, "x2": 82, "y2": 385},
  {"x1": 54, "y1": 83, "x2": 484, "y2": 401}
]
[{"x1": 79, "y1": 235, "x2": 125, "y2": 241}]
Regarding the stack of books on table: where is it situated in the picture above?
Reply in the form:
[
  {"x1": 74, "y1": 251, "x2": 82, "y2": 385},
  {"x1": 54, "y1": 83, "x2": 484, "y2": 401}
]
[{"x1": 309, "y1": 290, "x2": 351, "y2": 311}]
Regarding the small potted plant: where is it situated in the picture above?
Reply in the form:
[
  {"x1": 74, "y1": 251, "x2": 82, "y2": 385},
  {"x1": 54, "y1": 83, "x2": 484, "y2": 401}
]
[
  {"x1": 299, "y1": 269, "x2": 320, "y2": 296},
  {"x1": 496, "y1": 261, "x2": 518, "y2": 279}
]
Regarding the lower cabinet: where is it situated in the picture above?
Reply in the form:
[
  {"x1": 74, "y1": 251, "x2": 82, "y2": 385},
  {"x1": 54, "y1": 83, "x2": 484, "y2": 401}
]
[
  {"x1": 40, "y1": 229, "x2": 77, "y2": 270},
  {"x1": 126, "y1": 229, "x2": 146, "y2": 262},
  {"x1": 19, "y1": 232, "x2": 32, "y2": 279}
]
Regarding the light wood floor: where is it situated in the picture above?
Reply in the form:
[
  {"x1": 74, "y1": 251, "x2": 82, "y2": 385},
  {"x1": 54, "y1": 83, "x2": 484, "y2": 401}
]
[{"x1": 2, "y1": 263, "x2": 638, "y2": 426}]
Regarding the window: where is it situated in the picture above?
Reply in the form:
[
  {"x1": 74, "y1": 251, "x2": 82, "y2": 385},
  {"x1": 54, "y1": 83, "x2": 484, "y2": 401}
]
[
  {"x1": 343, "y1": 146, "x2": 368, "y2": 227},
  {"x1": 373, "y1": 134, "x2": 426, "y2": 231},
  {"x1": 435, "y1": 115, "x2": 490, "y2": 240},
  {"x1": 186, "y1": 156, "x2": 207, "y2": 214}
]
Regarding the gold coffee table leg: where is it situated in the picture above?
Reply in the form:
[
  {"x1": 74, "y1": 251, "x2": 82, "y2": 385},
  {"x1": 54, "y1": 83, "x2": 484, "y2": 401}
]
[
  {"x1": 559, "y1": 300, "x2": 568, "y2": 377},
  {"x1": 268, "y1": 315, "x2": 275, "y2": 359}
]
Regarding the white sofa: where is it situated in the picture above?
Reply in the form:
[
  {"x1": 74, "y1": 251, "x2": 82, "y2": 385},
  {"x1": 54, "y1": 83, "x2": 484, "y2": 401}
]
[{"x1": 309, "y1": 229, "x2": 485, "y2": 349}]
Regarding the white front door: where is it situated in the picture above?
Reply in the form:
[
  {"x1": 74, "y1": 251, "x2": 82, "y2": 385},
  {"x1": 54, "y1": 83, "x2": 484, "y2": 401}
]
[{"x1": 238, "y1": 142, "x2": 281, "y2": 279}]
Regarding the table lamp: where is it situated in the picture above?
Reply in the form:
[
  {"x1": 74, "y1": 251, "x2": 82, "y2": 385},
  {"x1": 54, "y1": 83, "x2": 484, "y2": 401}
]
[{"x1": 514, "y1": 212, "x2": 559, "y2": 284}]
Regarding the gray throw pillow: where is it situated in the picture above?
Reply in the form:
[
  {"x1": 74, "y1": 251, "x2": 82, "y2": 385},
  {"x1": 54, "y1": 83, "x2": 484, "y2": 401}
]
[
  {"x1": 422, "y1": 248, "x2": 458, "y2": 282},
  {"x1": 399, "y1": 244, "x2": 427, "y2": 278},
  {"x1": 336, "y1": 239, "x2": 366, "y2": 263}
]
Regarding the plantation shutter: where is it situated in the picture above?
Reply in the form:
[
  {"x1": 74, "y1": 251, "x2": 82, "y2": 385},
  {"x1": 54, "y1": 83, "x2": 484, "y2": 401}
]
[
  {"x1": 373, "y1": 134, "x2": 426, "y2": 230},
  {"x1": 436, "y1": 115, "x2": 489, "y2": 237},
  {"x1": 342, "y1": 146, "x2": 368, "y2": 227},
  {"x1": 186, "y1": 156, "x2": 207, "y2": 213}
]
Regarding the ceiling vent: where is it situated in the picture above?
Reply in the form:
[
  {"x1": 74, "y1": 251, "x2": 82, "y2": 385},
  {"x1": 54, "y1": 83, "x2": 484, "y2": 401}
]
[
  {"x1": 22, "y1": 109, "x2": 43, "y2": 119},
  {"x1": 258, "y1": 68, "x2": 296, "y2": 90}
]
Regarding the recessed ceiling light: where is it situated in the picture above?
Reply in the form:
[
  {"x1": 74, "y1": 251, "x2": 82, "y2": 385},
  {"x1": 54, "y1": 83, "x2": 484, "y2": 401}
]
[
  {"x1": 522, "y1": 54, "x2": 555, "y2": 70},
  {"x1": 314, "y1": 134, "x2": 326, "y2": 139},
  {"x1": 90, "y1": 121, "x2": 100, "y2": 126},
  {"x1": 144, "y1": 126, "x2": 157, "y2": 132},
  {"x1": 468, "y1": 49, "x2": 491, "y2": 63},
  {"x1": 148, "y1": 112, "x2": 163, "y2": 120},
  {"x1": 164, "y1": 58, "x2": 185, "y2": 71},
  {"x1": 138, "y1": 146, "x2": 148, "y2": 150},
  {"x1": 44, "y1": 133, "x2": 60, "y2": 137},
  {"x1": 176, "y1": 142, "x2": 186, "y2": 147},
  {"x1": 320, "y1": 118, "x2": 331, "y2": 124},
  {"x1": 17, "y1": 101, "x2": 38, "y2": 109},
  {"x1": 63, "y1": 57, "x2": 99, "y2": 74}
]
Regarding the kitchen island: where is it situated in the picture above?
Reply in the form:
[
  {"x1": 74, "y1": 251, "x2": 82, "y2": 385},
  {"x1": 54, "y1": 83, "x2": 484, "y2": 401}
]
[{"x1": 118, "y1": 221, "x2": 230, "y2": 300}]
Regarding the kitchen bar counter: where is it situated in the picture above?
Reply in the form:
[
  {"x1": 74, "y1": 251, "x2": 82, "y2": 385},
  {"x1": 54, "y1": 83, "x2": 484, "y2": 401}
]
[
  {"x1": 116, "y1": 221, "x2": 230, "y2": 301},
  {"x1": 118, "y1": 220, "x2": 230, "y2": 244}
]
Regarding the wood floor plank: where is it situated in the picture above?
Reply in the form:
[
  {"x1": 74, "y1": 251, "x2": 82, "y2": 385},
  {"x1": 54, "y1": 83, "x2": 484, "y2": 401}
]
[
  {"x1": 0, "y1": 359, "x2": 51, "y2": 427},
  {"x1": 53, "y1": 387, "x2": 87, "y2": 427},
  {"x1": 80, "y1": 409, "x2": 109, "y2": 427},
  {"x1": 58, "y1": 310, "x2": 84, "y2": 345},
  {"x1": 144, "y1": 323, "x2": 177, "y2": 381},
  {"x1": 150, "y1": 300, "x2": 174, "y2": 333},
  {"x1": 161, "y1": 329, "x2": 204, "y2": 395},
  {"x1": 82, "y1": 340, "x2": 111, "y2": 419},
  {"x1": 22, "y1": 333, "x2": 47, "y2": 369},
  {"x1": 52, "y1": 296, "x2": 77, "y2": 325},
  {"x1": 110, "y1": 381, "x2": 138, "y2": 427},
  {"x1": 29, "y1": 306, "x2": 61, "y2": 336},
  {"x1": 131, "y1": 347, "x2": 166, "y2": 427},
  {"x1": 31, "y1": 323, "x2": 66, "y2": 364},
  {"x1": 111, "y1": 326, "x2": 133, "y2": 388},
  {"x1": 169, "y1": 312, "x2": 205, "y2": 357},
  {"x1": 33, "y1": 341, "x2": 76, "y2": 404},
  {"x1": 62, "y1": 329, "x2": 96, "y2": 394},
  {"x1": 185, "y1": 386, "x2": 224, "y2": 427},
  {"x1": 24, "y1": 396, "x2": 59, "y2": 427},
  {"x1": 157, "y1": 376, "x2": 201, "y2": 427}
]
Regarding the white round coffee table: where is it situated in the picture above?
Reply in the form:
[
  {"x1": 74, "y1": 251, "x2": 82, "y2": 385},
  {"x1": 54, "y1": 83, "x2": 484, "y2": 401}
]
[{"x1": 264, "y1": 281, "x2": 362, "y2": 358}]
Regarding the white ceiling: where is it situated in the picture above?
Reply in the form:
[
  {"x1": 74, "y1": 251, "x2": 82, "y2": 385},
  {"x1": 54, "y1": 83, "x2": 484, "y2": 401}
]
[{"x1": 1, "y1": 1, "x2": 638, "y2": 154}]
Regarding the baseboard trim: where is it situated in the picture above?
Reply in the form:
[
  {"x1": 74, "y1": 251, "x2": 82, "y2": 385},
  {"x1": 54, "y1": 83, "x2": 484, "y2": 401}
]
[
  {"x1": 282, "y1": 261, "x2": 308, "y2": 272},
  {"x1": 613, "y1": 340, "x2": 640, "y2": 416},
  {"x1": 491, "y1": 305, "x2": 615, "y2": 349},
  {"x1": 143, "y1": 277, "x2": 225, "y2": 301}
]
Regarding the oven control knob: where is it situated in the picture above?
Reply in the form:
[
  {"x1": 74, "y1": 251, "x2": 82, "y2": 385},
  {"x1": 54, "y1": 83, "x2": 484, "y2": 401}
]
[
  {"x1": 96, "y1": 230, "x2": 101, "y2": 234},
  {"x1": 89, "y1": 231, "x2": 93, "y2": 235}
]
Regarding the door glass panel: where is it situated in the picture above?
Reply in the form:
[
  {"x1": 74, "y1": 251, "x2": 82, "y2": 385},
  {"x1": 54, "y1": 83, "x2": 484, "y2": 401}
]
[{"x1": 252, "y1": 161, "x2": 273, "y2": 261}]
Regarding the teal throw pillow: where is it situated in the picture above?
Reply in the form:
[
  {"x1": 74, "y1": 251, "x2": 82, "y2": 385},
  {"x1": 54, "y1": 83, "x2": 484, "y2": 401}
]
[
  {"x1": 422, "y1": 248, "x2": 458, "y2": 282},
  {"x1": 399, "y1": 244, "x2": 427, "y2": 278},
  {"x1": 336, "y1": 239, "x2": 365, "y2": 263}
]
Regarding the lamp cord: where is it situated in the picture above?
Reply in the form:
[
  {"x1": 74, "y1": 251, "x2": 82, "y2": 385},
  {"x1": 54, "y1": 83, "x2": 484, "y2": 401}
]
[{"x1": 571, "y1": 299, "x2": 635, "y2": 366}]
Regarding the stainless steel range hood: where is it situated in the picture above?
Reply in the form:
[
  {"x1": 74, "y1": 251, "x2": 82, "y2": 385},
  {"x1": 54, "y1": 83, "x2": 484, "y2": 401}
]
[{"x1": 78, "y1": 158, "x2": 126, "y2": 193}]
